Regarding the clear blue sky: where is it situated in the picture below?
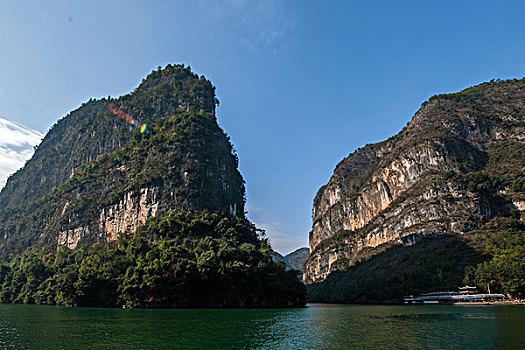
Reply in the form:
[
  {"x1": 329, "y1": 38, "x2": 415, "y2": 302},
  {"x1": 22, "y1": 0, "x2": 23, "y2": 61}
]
[{"x1": 1, "y1": 0, "x2": 525, "y2": 254}]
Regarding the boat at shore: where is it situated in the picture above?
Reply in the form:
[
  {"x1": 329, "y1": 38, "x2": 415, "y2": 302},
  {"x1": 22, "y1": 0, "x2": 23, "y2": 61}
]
[{"x1": 403, "y1": 286, "x2": 505, "y2": 304}]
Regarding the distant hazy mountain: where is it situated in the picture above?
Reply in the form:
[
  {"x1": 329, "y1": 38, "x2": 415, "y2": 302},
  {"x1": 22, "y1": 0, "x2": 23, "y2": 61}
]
[
  {"x1": 273, "y1": 251, "x2": 292, "y2": 270},
  {"x1": 0, "y1": 117, "x2": 43, "y2": 189},
  {"x1": 285, "y1": 247, "x2": 310, "y2": 272},
  {"x1": 274, "y1": 247, "x2": 310, "y2": 280}
]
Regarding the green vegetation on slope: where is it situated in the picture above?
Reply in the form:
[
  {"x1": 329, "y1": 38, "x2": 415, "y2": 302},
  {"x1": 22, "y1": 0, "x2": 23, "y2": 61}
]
[
  {"x1": 463, "y1": 218, "x2": 525, "y2": 298},
  {"x1": 0, "y1": 64, "x2": 244, "y2": 256},
  {"x1": 0, "y1": 64, "x2": 215, "y2": 210},
  {"x1": 307, "y1": 217, "x2": 525, "y2": 303},
  {"x1": 0, "y1": 64, "x2": 305, "y2": 308},
  {"x1": 0, "y1": 210, "x2": 305, "y2": 308}
]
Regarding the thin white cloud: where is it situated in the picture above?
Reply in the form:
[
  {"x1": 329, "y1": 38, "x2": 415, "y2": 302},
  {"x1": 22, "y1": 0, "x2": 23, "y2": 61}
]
[
  {"x1": 0, "y1": 117, "x2": 43, "y2": 189},
  {"x1": 0, "y1": 117, "x2": 42, "y2": 148}
]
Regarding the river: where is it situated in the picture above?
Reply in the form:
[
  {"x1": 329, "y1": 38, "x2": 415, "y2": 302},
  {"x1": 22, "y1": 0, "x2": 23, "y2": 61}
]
[{"x1": 0, "y1": 303, "x2": 524, "y2": 349}]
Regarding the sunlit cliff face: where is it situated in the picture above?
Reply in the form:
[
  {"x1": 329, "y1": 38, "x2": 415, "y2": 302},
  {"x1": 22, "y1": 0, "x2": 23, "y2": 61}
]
[{"x1": 0, "y1": 117, "x2": 43, "y2": 189}]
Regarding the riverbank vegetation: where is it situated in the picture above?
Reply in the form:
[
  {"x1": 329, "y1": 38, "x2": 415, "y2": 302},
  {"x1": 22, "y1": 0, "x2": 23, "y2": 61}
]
[
  {"x1": 0, "y1": 210, "x2": 306, "y2": 308},
  {"x1": 463, "y1": 217, "x2": 525, "y2": 299}
]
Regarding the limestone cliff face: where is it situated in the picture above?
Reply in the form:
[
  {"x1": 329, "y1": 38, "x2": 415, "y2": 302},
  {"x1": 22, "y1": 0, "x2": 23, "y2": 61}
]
[
  {"x1": 98, "y1": 187, "x2": 160, "y2": 243},
  {"x1": 0, "y1": 65, "x2": 245, "y2": 255},
  {"x1": 305, "y1": 78, "x2": 525, "y2": 284},
  {"x1": 56, "y1": 187, "x2": 160, "y2": 249}
]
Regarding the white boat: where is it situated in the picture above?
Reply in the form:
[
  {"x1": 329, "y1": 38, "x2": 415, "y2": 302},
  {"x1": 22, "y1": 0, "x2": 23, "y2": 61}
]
[{"x1": 403, "y1": 287, "x2": 505, "y2": 304}]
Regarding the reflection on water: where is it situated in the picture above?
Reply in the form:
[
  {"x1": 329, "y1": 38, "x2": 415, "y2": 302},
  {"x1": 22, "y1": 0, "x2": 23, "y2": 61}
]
[{"x1": 0, "y1": 303, "x2": 524, "y2": 349}]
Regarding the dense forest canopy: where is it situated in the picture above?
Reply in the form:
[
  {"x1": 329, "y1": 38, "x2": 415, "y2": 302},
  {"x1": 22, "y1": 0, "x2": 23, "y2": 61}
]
[{"x1": 0, "y1": 210, "x2": 306, "y2": 308}]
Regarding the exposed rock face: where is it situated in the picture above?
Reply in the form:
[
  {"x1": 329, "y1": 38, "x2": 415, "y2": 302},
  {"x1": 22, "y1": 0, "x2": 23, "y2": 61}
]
[
  {"x1": 305, "y1": 78, "x2": 525, "y2": 284},
  {"x1": 57, "y1": 226, "x2": 90, "y2": 250},
  {"x1": 98, "y1": 187, "x2": 160, "y2": 242},
  {"x1": 0, "y1": 65, "x2": 245, "y2": 255}
]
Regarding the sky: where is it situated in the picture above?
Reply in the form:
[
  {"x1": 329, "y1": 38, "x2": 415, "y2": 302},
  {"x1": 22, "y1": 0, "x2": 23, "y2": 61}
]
[{"x1": 1, "y1": 0, "x2": 525, "y2": 254}]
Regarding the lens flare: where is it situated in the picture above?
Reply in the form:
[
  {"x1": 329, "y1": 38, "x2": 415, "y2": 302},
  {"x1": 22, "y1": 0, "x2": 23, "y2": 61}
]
[
  {"x1": 140, "y1": 124, "x2": 147, "y2": 133},
  {"x1": 107, "y1": 105, "x2": 136, "y2": 126}
]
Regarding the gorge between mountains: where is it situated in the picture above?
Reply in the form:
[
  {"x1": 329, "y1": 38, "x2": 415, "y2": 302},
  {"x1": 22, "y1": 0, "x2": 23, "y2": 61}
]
[{"x1": 0, "y1": 66, "x2": 524, "y2": 307}]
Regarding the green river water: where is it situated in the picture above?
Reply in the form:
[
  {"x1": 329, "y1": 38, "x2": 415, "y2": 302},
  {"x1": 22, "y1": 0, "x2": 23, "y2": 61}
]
[{"x1": 0, "y1": 303, "x2": 523, "y2": 349}]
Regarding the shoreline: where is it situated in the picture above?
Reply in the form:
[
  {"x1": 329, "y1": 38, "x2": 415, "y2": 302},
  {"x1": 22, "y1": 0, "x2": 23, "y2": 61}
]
[
  {"x1": 307, "y1": 300, "x2": 525, "y2": 307},
  {"x1": 447, "y1": 300, "x2": 525, "y2": 306}
]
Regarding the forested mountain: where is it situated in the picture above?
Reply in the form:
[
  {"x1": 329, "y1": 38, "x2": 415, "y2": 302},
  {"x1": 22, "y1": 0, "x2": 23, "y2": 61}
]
[
  {"x1": 0, "y1": 64, "x2": 244, "y2": 254},
  {"x1": 0, "y1": 65, "x2": 305, "y2": 308},
  {"x1": 306, "y1": 78, "x2": 525, "y2": 302}
]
